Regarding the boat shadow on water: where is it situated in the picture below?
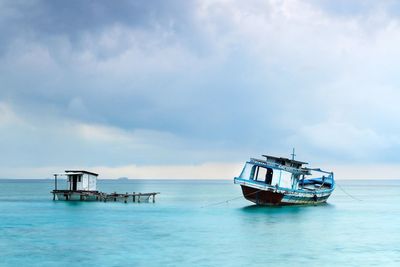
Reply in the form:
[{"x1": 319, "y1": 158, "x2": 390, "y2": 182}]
[{"x1": 239, "y1": 202, "x2": 334, "y2": 214}]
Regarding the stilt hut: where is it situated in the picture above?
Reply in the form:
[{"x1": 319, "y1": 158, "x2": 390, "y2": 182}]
[
  {"x1": 52, "y1": 170, "x2": 99, "y2": 201},
  {"x1": 51, "y1": 170, "x2": 159, "y2": 203}
]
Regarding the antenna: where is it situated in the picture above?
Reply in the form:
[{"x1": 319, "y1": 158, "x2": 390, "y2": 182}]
[{"x1": 291, "y1": 148, "x2": 296, "y2": 160}]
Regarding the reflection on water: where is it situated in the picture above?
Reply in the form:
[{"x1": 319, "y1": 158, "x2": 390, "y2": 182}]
[{"x1": 240, "y1": 202, "x2": 332, "y2": 211}]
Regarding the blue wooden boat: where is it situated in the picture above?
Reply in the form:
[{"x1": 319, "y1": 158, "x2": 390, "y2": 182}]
[{"x1": 234, "y1": 153, "x2": 335, "y2": 205}]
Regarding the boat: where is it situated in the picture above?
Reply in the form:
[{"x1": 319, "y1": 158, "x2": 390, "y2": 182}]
[{"x1": 234, "y1": 153, "x2": 335, "y2": 205}]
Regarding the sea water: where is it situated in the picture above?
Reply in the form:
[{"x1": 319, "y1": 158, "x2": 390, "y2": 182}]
[{"x1": 0, "y1": 179, "x2": 399, "y2": 267}]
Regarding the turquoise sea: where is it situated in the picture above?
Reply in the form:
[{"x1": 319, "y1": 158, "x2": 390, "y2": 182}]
[{"x1": 0, "y1": 179, "x2": 399, "y2": 267}]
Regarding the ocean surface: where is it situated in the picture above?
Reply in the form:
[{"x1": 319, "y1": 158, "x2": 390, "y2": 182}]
[{"x1": 0, "y1": 179, "x2": 399, "y2": 267}]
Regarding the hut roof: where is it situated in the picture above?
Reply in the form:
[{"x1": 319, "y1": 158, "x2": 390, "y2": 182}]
[{"x1": 65, "y1": 170, "x2": 99, "y2": 176}]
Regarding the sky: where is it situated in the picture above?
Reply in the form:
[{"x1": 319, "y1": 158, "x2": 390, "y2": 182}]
[{"x1": 1, "y1": 0, "x2": 400, "y2": 179}]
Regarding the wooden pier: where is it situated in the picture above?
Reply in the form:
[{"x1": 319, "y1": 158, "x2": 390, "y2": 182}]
[
  {"x1": 52, "y1": 190, "x2": 159, "y2": 203},
  {"x1": 51, "y1": 170, "x2": 159, "y2": 203}
]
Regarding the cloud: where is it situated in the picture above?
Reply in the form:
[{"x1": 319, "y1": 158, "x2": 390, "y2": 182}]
[
  {"x1": 95, "y1": 162, "x2": 243, "y2": 179},
  {"x1": 0, "y1": 102, "x2": 247, "y2": 170},
  {"x1": 0, "y1": 102, "x2": 23, "y2": 126},
  {"x1": 1, "y1": 1, "x2": 400, "y2": 178},
  {"x1": 325, "y1": 163, "x2": 400, "y2": 180},
  {"x1": 289, "y1": 121, "x2": 400, "y2": 162},
  {"x1": 0, "y1": 162, "x2": 244, "y2": 179}
]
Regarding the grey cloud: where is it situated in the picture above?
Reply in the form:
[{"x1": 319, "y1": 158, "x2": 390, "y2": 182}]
[
  {"x1": 1, "y1": 0, "x2": 195, "y2": 37},
  {"x1": 1, "y1": 0, "x2": 400, "y2": 172}
]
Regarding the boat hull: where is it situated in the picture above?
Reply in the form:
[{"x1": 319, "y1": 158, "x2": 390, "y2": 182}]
[{"x1": 240, "y1": 185, "x2": 331, "y2": 206}]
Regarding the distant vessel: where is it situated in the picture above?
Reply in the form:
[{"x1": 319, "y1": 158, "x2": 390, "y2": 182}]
[
  {"x1": 234, "y1": 152, "x2": 335, "y2": 205},
  {"x1": 51, "y1": 170, "x2": 159, "y2": 203}
]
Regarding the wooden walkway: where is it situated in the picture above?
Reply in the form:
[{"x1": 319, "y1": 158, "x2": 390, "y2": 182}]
[{"x1": 52, "y1": 190, "x2": 159, "y2": 203}]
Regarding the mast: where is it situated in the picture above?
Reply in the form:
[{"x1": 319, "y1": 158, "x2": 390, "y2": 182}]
[{"x1": 291, "y1": 148, "x2": 296, "y2": 160}]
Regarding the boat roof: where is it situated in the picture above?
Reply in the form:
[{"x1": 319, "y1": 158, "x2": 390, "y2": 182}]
[
  {"x1": 247, "y1": 154, "x2": 332, "y2": 175},
  {"x1": 262, "y1": 154, "x2": 308, "y2": 166},
  {"x1": 65, "y1": 170, "x2": 99, "y2": 176},
  {"x1": 250, "y1": 158, "x2": 310, "y2": 174}
]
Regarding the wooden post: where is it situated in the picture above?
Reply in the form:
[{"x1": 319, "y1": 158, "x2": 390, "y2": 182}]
[
  {"x1": 138, "y1": 193, "x2": 141, "y2": 203},
  {"x1": 153, "y1": 194, "x2": 155, "y2": 203},
  {"x1": 52, "y1": 173, "x2": 57, "y2": 201},
  {"x1": 54, "y1": 174, "x2": 58, "y2": 191},
  {"x1": 133, "y1": 192, "x2": 135, "y2": 202}
]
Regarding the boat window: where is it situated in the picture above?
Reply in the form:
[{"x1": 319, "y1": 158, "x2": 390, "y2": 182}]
[
  {"x1": 255, "y1": 166, "x2": 267, "y2": 182},
  {"x1": 239, "y1": 163, "x2": 290, "y2": 185},
  {"x1": 239, "y1": 163, "x2": 255, "y2": 180},
  {"x1": 279, "y1": 171, "x2": 293, "y2": 188}
]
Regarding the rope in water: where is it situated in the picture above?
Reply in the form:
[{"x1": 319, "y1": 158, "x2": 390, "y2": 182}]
[
  {"x1": 200, "y1": 189, "x2": 264, "y2": 208},
  {"x1": 335, "y1": 182, "x2": 363, "y2": 201}
]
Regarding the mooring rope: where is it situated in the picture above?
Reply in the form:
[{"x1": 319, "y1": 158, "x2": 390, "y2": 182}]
[
  {"x1": 335, "y1": 182, "x2": 363, "y2": 201},
  {"x1": 200, "y1": 189, "x2": 264, "y2": 208}
]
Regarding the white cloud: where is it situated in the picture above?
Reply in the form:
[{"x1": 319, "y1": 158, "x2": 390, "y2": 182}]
[
  {"x1": 325, "y1": 163, "x2": 400, "y2": 180},
  {"x1": 0, "y1": 102, "x2": 18, "y2": 125},
  {"x1": 0, "y1": 162, "x2": 244, "y2": 179},
  {"x1": 76, "y1": 123, "x2": 135, "y2": 143},
  {"x1": 0, "y1": 102, "x2": 248, "y2": 171},
  {"x1": 291, "y1": 121, "x2": 397, "y2": 158},
  {"x1": 95, "y1": 162, "x2": 243, "y2": 179},
  {"x1": 74, "y1": 122, "x2": 185, "y2": 151}
]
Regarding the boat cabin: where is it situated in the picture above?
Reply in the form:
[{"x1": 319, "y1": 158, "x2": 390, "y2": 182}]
[
  {"x1": 238, "y1": 156, "x2": 333, "y2": 190},
  {"x1": 240, "y1": 159, "x2": 299, "y2": 189}
]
